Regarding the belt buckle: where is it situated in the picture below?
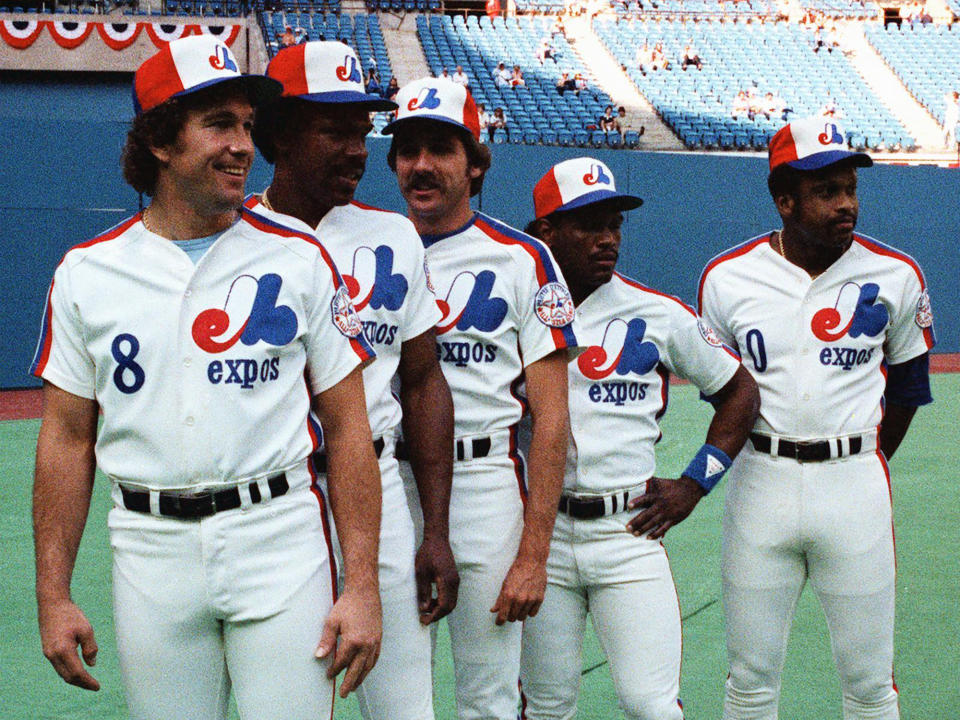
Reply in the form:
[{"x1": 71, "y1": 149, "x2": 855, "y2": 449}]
[
  {"x1": 794, "y1": 440, "x2": 821, "y2": 463},
  {"x1": 173, "y1": 491, "x2": 215, "y2": 518}
]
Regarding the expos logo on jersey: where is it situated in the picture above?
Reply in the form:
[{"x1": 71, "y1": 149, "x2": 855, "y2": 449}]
[
  {"x1": 578, "y1": 318, "x2": 659, "y2": 406},
  {"x1": 191, "y1": 273, "x2": 299, "y2": 389},
  {"x1": 434, "y1": 270, "x2": 507, "y2": 367},
  {"x1": 811, "y1": 281, "x2": 888, "y2": 371},
  {"x1": 340, "y1": 245, "x2": 408, "y2": 346}
]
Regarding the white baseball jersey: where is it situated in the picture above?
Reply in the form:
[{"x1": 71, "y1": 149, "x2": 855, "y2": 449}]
[
  {"x1": 245, "y1": 196, "x2": 441, "y2": 438},
  {"x1": 31, "y1": 208, "x2": 373, "y2": 489},
  {"x1": 698, "y1": 232, "x2": 935, "y2": 438},
  {"x1": 422, "y1": 212, "x2": 578, "y2": 437},
  {"x1": 568, "y1": 272, "x2": 740, "y2": 494}
]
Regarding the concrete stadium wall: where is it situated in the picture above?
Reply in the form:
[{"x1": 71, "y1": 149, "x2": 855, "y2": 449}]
[{"x1": 2, "y1": 76, "x2": 957, "y2": 388}]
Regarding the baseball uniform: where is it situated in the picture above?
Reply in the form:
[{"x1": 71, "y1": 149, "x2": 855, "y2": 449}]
[
  {"x1": 699, "y1": 231, "x2": 935, "y2": 720},
  {"x1": 520, "y1": 272, "x2": 740, "y2": 720},
  {"x1": 423, "y1": 211, "x2": 577, "y2": 720},
  {"x1": 246, "y1": 194, "x2": 441, "y2": 720},
  {"x1": 31, "y1": 205, "x2": 373, "y2": 720}
]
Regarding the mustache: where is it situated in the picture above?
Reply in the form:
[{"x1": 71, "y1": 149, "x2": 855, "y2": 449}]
[{"x1": 405, "y1": 172, "x2": 440, "y2": 191}]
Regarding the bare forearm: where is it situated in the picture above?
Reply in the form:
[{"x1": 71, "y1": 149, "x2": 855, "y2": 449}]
[
  {"x1": 704, "y1": 365, "x2": 760, "y2": 459},
  {"x1": 518, "y1": 408, "x2": 567, "y2": 565},
  {"x1": 33, "y1": 394, "x2": 97, "y2": 603},
  {"x1": 879, "y1": 403, "x2": 917, "y2": 460},
  {"x1": 400, "y1": 365, "x2": 454, "y2": 538}
]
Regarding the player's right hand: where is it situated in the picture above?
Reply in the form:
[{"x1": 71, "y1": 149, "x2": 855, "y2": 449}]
[
  {"x1": 38, "y1": 598, "x2": 100, "y2": 691},
  {"x1": 415, "y1": 533, "x2": 460, "y2": 625},
  {"x1": 316, "y1": 587, "x2": 382, "y2": 697}
]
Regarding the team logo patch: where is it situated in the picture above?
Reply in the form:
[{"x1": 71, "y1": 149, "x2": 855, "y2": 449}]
[
  {"x1": 915, "y1": 289, "x2": 933, "y2": 329},
  {"x1": 697, "y1": 318, "x2": 723, "y2": 348},
  {"x1": 811, "y1": 281, "x2": 888, "y2": 342},
  {"x1": 578, "y1": 317, "x2": 659, "y2": 380},
  {"x1": 534, "y1": 282, "x2": 575, "y2": 328},
  {"x1": 331, "y1": 284, "x2": 363, "y2": 338}
]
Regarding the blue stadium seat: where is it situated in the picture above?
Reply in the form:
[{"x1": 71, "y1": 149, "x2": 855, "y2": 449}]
[{"x1": 624, "y1": 130, "x2": 640, "y2": 148}]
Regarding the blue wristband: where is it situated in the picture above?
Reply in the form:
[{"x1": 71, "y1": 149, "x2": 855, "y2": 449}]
[{"x1": 683, "y1": 444, "x2": 732, "y2": 494}]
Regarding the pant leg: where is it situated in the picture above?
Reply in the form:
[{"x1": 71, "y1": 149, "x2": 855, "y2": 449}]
[
  {"x1": 805, "y1": 453, "x2": 899, "y2": 720},
  {"x1": 109, "y1": 507, "x2": 231, "y2": 720},
  {"x1": 722, "y1": 450, "x2": 808, "y2": 720},
  {"x1": 447, "y1": 457, "x2": 525, "y2": 720},
  {"x1": 216, "y1": 489, "x2": 337, "y2": 720},
  {"x1": 586, "y1": 533, "x2": 684, "y2": 720},
  {"x1": 520, "y1": 511, "x2": 587, "y2": 720},
  {"x1": 355, "y1": 459, "x2": 435, "y2": 720}
]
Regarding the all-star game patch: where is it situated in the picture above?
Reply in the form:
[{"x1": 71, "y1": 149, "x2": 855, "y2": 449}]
[
  {"x1": 534, "y1": 282, "x2": 575, "y2": 328},
  {"x1": 331, "y1": 284, "x2": 363, "y2": 338}
]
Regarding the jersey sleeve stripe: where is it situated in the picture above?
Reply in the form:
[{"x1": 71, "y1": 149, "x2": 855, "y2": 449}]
[
  {"x1": 475, "y1": 214, "x2": 578, "y2": 348},
  {"x1": 697, "y1": 234, "x2": 771, "y2": 311},
  {"x1": 30, "y1": 213, "x2": 143, "y2": 378},
  {"x1": 241, "y1": 206, "x2": 375, "y2": 363},
  {"x1": 29, "y1": 280, "x2": 55, "y2": 377}
]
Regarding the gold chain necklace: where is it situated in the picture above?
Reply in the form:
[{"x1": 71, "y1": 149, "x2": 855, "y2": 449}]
[
  {"x1": 260, "y1": 187, "x2": 274, "y2": 211},
  {"x1": 775, "y1": 229, "x2": 786, "y2": 259},
  {"x1": 142, "y1": 205, "x2": 155, "y2": 234}
]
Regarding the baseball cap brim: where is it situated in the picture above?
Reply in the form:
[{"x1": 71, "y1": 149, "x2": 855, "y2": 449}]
[
  {"x1": 289, "y1": 88, "x2": 398, "y2": 111},
  {"x1": 782, "y1": 149, "x2": 873, "y2": 171},
  {"x1": 550, "y1": 188, "x2": 643, "y2": 216},
  {"x1": 167, "y1": 74, "x2": 283, "y2": 109},
  {"x1": 381, "y1": 113, "x2": 470, "y2": 136}
]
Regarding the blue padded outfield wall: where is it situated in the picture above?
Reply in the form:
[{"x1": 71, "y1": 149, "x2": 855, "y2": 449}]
[{"x1": 1, "y1": 74, "x2": 957, "y2": 388}]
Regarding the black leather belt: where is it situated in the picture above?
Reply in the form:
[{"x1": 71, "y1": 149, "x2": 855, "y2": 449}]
[
  {"x1": 749, "y1": 433, "x2": 863, "y2": 463},
  {"x1": 120, "y1": 473, "x2": 288, "y2": 519},
  {"x1": 456, "y1": 436, "x2": 492, "y2": 462},
  {"x1": 313, "y1": 437, "x2": 385, "y2": 474},
  {"x1": 559, "y1": 490, "x2": 632, "y2": 520}
]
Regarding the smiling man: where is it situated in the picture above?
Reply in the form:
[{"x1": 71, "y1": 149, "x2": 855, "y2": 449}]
[
  {"x1": 30, "y1": 35, "x2": 384, "y2": 720},
  {"x1": 247, "y1": 41, "x2": 459, "y2": 720},
  {"x1": 699, "y1": 116, "x2": 936, "y2": 720},
  {"x1": 384, "y1": 77, "x2": 578, "y2": 720},
  {"x1": 520, "y1": 157, "x2": 759, "y2": 720}
]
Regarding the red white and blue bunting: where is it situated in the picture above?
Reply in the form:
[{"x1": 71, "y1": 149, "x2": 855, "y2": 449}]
[
  {"x1": 48, "y1": 20, "x2": 95, "y2": 49},
  {"x1": 0, "y1": 20, "x2": 240, "y2": 50}
]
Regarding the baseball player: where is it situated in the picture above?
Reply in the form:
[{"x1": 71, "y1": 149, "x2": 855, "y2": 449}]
[
  {"x1": 383, "y1": 77, "x2": 578, "y2": 720},
  {"x1": 246, "y1": 41, "x2": 458, "y2": 720},
  {"x1": 699, "y1": 116, "x2": 936, "y2": 720},
  {"x1": 30, "y1": 35, "x2": 383, "y2": 720},
  {"x1": 519, "y1": 158, "x2": 759, "y2": 720}
]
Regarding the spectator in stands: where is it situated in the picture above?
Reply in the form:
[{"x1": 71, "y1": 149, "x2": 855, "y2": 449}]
[
  {"x1": 477, "y1": 103, "x2": 492, "y2": 141},
  {"x1": 819, "y1": 97, "x2": 842, "y2": 118},
  {"x1": 510, "y1": 65, "x2": 526, "y2": 87},
  {"x1": 556, "y1": 71, "x2": 577, "y2": 95},
  {"x1": 440, "y1": 67, "x2": 451, "y2": 81},
  {"x1": 681, "y1": 44, "x2": 703, "y2": 71},
  {"x1": 599, "y1": 105, "x2": 617, "y2": 136},
  {"x1": 943, "y1": 91, "x2": 959, "y2": 148},
  {"x1": 732, "y1": 90, "x2": 751, "y2": 120},
  {"x1": 494, "y1": 61, "x2": 512, "y2": 87},
  {"x1": 574, "y1": 72, "x2": 588, "y2": 95},
  {"x1": 613, "y1": 106, "x2": 641, "y2": 143},
  {"x1": 490, "y1": 107, "x2": 508, "y2": 141},
  {"x1": 366, "y1": 68, "x2": 382, "y2": 96},
  {"x1": 486, "y1": 0, "x2": 501, "y2": 18},
  {"x1": 280, "y1": 25, "x2": 296, "y2": 47},
  {"x1": 651, "y1": 42, "x2": 671, "y2": 71},
  {"x1": 384, "y1": 76, "x2": 400, "y2": 101},
  {"x1": 762, "y1": 91, "x2": 786, "y2": 121},
  {"x1": 452, "y1": 65, "x2": 470, "y2": 88},
  {"x1": 537, "y1": 37, "x2": 557, "y2": 64},
  {"x1": 636, "y1": 42, "x2": 654, "y2": 76}
]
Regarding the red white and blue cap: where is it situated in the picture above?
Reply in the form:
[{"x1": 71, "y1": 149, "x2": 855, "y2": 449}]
[
  {"x1": 768, "y1": 116, "x2": 873, "y2": 172},
  {"x1": 266, "y1": 41, "x2": 397, "y2": 111},
  {"x1": 533, "y1": 157, "x2": 642, "y2": 219},
  {"x1": 382, "y1": 77, "x2": 481, "y2": 140},
  {"x1": 133, "y1": 35, "x2": 281, "y2": 115}
]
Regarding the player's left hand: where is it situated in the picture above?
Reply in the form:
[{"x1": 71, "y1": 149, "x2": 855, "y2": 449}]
[
  {"x1": 415, "y1": 533, "x2": 460, "y2": 625},
  {"x1": 626, "y1": 476, "x2": 705, "y2": 540},
  {"x1": 490, "y1": 555, "x2": 547, "y2": 626},
  {"x1": 316, "y1": 586, "x2": 382, "y2": 697}
]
